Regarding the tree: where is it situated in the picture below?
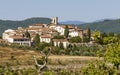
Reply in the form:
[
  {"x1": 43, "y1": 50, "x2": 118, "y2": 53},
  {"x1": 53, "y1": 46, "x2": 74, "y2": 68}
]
[
  {"x1": 53, "y1": 35, "x2": 65, "y2": 39},
  {"x1": 69, "y1": 36, "x2": 82, "y2": 43},
  {"x1": 101, "y1": 32, "x2": 108, "y2": 38},
  {"x1": 33, "y1": 47, "x2": 51, "y2": 74},
  {"x1": 34, "y1": 34, "x2": 40, "y2": 47},
  {"x1": 102, "y1": 36, "x2": 118, "y2": 44},
  {"x1": 64, "y1": 25, "x2": 69, "y2": 38},
  {"x1": 25, "y1": 31, "x2": 31, "y2": 39},
  {"x1": 93, "y1": 31, "x2": 102, "y2": 43},
  {"x1": 82, "y1": 60, "x2": 117, "y2": 75},
  {"x1": 87, "y1": 28, "x2": 91, "y2": 42},
  {"x1": 108, "y1": 32, "x2": 115, "y2": 37},
  {"x1": 59, "y1": 42, "x2": 64, "y2": 49},
  {"x1": 105, "y1": 42, "x2": 120, "y2": 69}
]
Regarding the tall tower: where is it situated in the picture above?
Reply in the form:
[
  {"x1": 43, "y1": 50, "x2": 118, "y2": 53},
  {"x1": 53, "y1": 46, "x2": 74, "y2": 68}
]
[{"x1": 51, "y1": 17, "x2": 58, "y2": 25}]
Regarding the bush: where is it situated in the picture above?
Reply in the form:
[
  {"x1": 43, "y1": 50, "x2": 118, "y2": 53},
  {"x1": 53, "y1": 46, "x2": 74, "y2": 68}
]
[{"x1": 69, "y1": 36, "x2": 82, "y2": 43}]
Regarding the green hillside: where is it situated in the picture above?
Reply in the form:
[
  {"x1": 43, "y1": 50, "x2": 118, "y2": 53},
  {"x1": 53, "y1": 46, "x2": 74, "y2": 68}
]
[
  {"x1": 0, "y1": 17, "x2": 52, "y2": 36},
  {"x1": 79, "y1": 19, "x2": 120, "y2": 33}
]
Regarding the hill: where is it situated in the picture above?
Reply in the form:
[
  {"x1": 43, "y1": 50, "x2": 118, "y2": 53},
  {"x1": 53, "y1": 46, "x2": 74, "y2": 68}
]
[
  {"x1": 59, "y1": 21, "x2": 85, "y2": 25},
  {"x1": 79, "y1": 19, "x2": 120, "y2": 33},
  {"x1": 0, "y1": 17, "x2": 52, "y2": 36}
]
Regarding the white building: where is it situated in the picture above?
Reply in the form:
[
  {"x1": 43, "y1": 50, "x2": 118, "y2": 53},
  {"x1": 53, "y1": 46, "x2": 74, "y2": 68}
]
[
  {"x1": 2, "y1": 29, "x2": 31, "y2": 46},
  {"x1": 54, "y1": 26, "x2": 65, "y2": 35},
  {"x1": 9, "y1": 36, "x2": 31, "y2": 46},
  {"x1": 53, "y1": 39, "x2": 69, "y2": 48},
  {"x1": 69, "y1": 29, "x2": 84, "y2": 39},
  {"x1": 69, "y1": 30, "x2": 79, "y2": 37},
  {"x1": 2, "y1": 29, "x2": 16, "y2": 40}
]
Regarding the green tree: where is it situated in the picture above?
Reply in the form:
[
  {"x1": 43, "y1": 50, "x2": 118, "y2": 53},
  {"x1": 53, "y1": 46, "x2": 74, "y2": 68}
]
[
  {"x1": 53, "y1": 35, "x2": 65, "y2": 39},
  {"x1": 105, "y1": 42, "x2": 120, "y2": 69},
  {"x1": 64, "y1": 25, "x2": 69, "y2": 38},
  {"x1": 108, "y1": 32, "x2": 115, "y2": 37},
  {"x1": 101, "y1": 32, "x2": 108, "y2": 38},
  {"x1": 59, "y1": 42, "x2": 64, "y2": 49},
  {"x1": 87, "y1": 28, "x2": 91, "y2": 42},
  {"x1": 82, "y1": 60, "x2": 117, "y2": 75},
  {"x1": 69, "y1": 36, "x2": 82, "y2": 43},
  {"x1": 34, "y1": 34, "x2": 40, "y2": 47},
  {"x1": 93, "y1": 31, "x2": 102, "y2": 44},
  {"x1": 102, "y1": 36, "x2": 118, "y2": 44},
  {"x1": 25, "y1": 31, "x2": 31, "y2": 39}
]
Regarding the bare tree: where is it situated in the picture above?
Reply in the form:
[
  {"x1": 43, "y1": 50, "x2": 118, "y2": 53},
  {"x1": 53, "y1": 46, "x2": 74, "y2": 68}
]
[{"x1": 33, "y1": 47, "x2": 51, "y2": 74}]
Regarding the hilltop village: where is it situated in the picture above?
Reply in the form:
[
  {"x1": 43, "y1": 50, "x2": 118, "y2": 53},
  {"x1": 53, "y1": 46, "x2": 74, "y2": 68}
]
[{"x1": 1, "y1": 17, "x2": 90, "y2": 48}]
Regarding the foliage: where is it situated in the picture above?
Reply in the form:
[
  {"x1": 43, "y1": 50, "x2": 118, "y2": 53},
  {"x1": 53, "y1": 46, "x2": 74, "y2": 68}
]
[
  {"x1": 51, "y1": 44, "x2": 104, "y2": 56},
  {"x1": 25, "y1": 31, "x2": 31, "y2": 39},
  {"x1": 42, "y1": 71, "x2": 55, "y2": 75},
  {"x1": 82, "y1": 60, "x2": 117, "y2": 75},
  {"x1": 64, "y1": 25, "x2": 69, "y2": 38},
  {"x1": 108, "y1": 32, "x2": 115, "y2": 37},
  {"x1": 34, "y1": 34, "x2": 40, "y2": 47},
  {"x1": 102, "y1": 36, "x2": 118, "y2": 44},
  {"x1": 105, "y1": 42, "x2": 120, "y2": 69},
  {"x1": 69, "y1": 36, "x2": 82, "y2": 43},
  {"x1": 59, "y1": 42, "x2": 64, "y2": 49},
  {"x1": 83, "y1": 37, "x2": 90, "y2": 43},
  {"x1": 36, "y1": 42, "x2": 51, "y2": 50},
  {"x1": 21, "y1": 68, "x2": 38, "y2": 75},
  {"x1": 87, "y1": 28, "x2": 91, "y2": 42},
  {"x1": 92, "y1": 31, "x2": 103, "y2": 44},
  {"x1": 10, "y1": 44, "x2": 34, "y2": 50},
  {"x1": 53, "y1": 35, "x2": 65, "y2": 39},
  {"x1": 101, "y1": 32, "x2": 108, "y2": 38}
]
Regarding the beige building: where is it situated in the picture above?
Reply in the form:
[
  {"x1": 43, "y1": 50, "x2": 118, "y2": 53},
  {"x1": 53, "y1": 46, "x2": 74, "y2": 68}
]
[
  {"x1": 40, "y1": 34, "x2": 51, "y2": 43},
  {"x1": 9, "y1": 35, "x2": 31, "y2": 46}
]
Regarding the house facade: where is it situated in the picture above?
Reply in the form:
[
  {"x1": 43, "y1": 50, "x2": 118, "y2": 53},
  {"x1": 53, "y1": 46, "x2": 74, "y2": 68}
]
[
  {"x1": 53, "y1": 39, "x2": 69, "y2": 48},
  {"x1": 40, "y1": 34, "x2": 51, "y2": 43}
]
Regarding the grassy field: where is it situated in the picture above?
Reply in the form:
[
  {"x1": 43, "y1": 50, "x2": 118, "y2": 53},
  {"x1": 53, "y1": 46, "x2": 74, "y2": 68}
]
[{"x1": 0, "y1": 46, "x2": 98, "y2": 70}]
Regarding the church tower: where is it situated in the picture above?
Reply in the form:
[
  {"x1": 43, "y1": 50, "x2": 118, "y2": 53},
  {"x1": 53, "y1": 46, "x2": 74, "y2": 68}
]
[{"x1": 51, "y1": 17, "x2": 58, "y2": 25}]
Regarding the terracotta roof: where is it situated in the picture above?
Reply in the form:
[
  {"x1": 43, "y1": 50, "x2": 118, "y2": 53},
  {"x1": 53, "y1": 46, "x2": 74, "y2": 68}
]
[
  {"x1": 30, "y1": 24, "x2": 44, "y2": 26},
  {"x1": 0, "y1": 39, "x2": 6, "y2": 42},
  {"x1": 41, "y1": 28, "x2": 51, "y2": 31},
  {"x1": 27, "y1": 27, "x2": 41, "y2": 30},
  {"x1": 40, "y1": 34, "x2": 51, "y2": 38},
  {"x1": 10, "y1": 35, "x2": 28, "y2": 39},
  {"x1": 61, "y1": 25, "x2": 74, "y2": 29}
]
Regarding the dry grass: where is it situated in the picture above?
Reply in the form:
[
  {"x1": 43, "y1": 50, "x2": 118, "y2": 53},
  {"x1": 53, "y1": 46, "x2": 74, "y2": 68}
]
[{"x1": 0, "y1": 46, "x2": 98, "y2": 68}]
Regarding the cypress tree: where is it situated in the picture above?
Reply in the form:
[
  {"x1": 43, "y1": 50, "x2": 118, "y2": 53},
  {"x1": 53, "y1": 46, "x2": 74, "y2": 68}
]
[
  {"x1": 87, "y1": 28, "x2": 91, "y2": 42},
  {"x1": 34, "y1": 34, "x2": 40, "y2": 47},
  {"x1": 64, "y1": 25, "x2": 69, "y2": 38},
  {"x1": 25, "y1": 31, "x2": 31, "y2": 39}
]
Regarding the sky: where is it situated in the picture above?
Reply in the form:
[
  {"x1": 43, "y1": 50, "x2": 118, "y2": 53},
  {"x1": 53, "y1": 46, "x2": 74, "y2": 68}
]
[{"x1": 0, "y1": 0, "x2": 120, "y2": 22}]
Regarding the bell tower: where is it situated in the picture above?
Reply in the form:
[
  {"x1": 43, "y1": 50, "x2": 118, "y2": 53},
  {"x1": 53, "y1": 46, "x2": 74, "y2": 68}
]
[{"x1": 51, "y1": 17, "x2": 58, "y2": 25}]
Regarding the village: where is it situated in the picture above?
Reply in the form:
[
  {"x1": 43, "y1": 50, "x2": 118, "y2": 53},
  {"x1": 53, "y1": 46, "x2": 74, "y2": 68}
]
[{"x1": 1, "y1": 17, "x2": 90, "y2": 48}]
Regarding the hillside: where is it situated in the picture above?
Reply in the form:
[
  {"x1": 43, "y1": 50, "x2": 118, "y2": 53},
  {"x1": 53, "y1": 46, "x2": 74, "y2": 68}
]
[
  {"x1": 0, "y1": 17, "x2": 52, "y2": 36},
  {"x1": 79, "y1": 19, "x2": 120, "y2": 33},
  {"x1": 59, "y1": 21, "x2": 85, "y2": 25}
]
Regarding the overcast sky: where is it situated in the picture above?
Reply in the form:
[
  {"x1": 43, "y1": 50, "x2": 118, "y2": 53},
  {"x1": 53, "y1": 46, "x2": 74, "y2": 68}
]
[{"x1": 0, "y1": 0, "x2": 120, "y2": 22}]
